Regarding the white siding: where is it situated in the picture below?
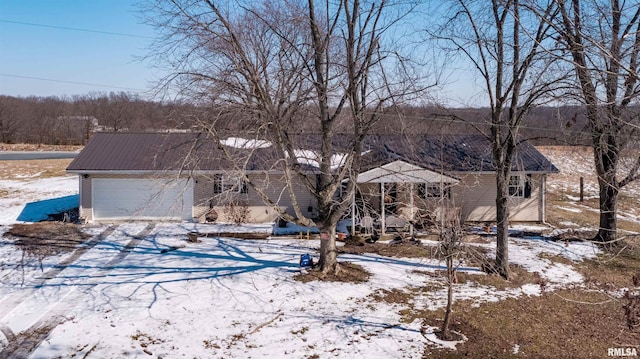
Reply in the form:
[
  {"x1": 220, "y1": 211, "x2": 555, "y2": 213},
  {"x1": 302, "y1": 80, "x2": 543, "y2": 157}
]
[{"x1": 193, "y1": 173, "x2": 317, "y2": 223}]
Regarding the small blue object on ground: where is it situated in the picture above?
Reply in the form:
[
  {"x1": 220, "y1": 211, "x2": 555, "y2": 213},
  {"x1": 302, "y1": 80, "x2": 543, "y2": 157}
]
[{"x1": 299, "y1": 253, "x2": 313, "y2": 267}]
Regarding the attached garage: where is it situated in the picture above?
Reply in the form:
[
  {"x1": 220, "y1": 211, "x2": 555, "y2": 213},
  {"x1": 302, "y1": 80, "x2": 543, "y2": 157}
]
[{"x1": 92, "y1": 178, "x2": 193, "y2": 221}]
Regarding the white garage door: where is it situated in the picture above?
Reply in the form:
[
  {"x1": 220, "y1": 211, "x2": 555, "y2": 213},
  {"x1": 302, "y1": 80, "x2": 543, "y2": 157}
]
[{"x1": 92, "y1": 178, "x2": 193, "y2": 221}]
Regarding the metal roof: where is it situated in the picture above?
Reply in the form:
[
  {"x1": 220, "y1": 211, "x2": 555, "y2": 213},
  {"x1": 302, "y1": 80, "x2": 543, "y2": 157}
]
[
  {"x1": 66, "y1": 132, "x2": 280, "y2": 172},
  {"x1": 67, "y1": 132, "x2": 558, "y2": 174},
  {"x1": 360, "y1": 134, "x2": 559, "y2": 173}
]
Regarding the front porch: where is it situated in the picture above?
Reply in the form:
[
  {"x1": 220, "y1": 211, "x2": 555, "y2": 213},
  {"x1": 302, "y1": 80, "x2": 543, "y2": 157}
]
[{"x1": 348, "y1": 160, "x2": 460, "y2": 236}]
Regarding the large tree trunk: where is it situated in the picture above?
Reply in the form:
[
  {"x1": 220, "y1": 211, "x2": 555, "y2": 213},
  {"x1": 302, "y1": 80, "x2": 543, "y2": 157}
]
[
  {"x1": 318, "y1": 224, "x2": 338, "y2": 274},
  {"x1": 495, "y1": 170, "x2": 510, "y2": 280},
  {"x1": 594, "y1": 169, "x2": 619, "y2": 244},
  {"x1": 593, "y1": 135, "x2": 620, "y2": 244}
]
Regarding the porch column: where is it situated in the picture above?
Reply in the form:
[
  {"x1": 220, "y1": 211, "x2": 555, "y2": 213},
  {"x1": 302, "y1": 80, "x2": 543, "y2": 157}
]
[
  {"x1": 381, "y1": 182, "x2": 386, "y2": 236},
  {"x1": 351, "y1": 184, "x2": 356, "y2": 237},
  {"x1": 541, "y1": 175, "x2": 546, "y2": 223},
  {"x1": 409, "y1": 182, "x2": 414, "y2": 237}
]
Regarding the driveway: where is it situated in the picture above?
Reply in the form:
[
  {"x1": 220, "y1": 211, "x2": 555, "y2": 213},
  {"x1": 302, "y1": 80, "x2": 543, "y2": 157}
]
[{"x1": 0, "y1": 152, "x2": 78, "y2": 161}]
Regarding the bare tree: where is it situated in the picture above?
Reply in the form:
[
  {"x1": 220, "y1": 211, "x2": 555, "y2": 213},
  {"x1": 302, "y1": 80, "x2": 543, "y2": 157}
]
[
  {"x1": 142, "y1": 0, "x2": 427, "y2": 274},
  {"x1": 90, "y1": 92, "x2": 135, "y2": 132},
  {"x1": 437, "y1": 209, "x2": 464, "y2": 340},
  {"x1": 547, "y1": 0, "x2": 640, "y2": 244},
  {"x1": 0, "y1": 96, "x2": 21, "y2": 143},
  {"x1": 432, "y1": 0, "x2": 563, "y2": 279}
]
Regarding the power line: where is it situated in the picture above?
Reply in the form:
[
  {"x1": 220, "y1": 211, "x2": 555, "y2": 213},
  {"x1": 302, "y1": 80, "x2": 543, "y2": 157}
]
[
  {"x1": 0, "y1": 19, "x2": 153, "y2": 39},
  {"x1": 0, "y1": 73, "x2": 145, "y2": 92}
]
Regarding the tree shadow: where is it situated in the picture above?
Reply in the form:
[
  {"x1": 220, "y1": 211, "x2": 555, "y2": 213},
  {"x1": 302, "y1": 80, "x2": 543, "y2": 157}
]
[
  {"x1": 339, "y1": 252, "x2": 482, "y2": 273},
  {"x1": 21, "y1": 233, "x2": 299, "y2": 310},
  {"x1": 4, "y1": 225, "x2": 483, "y2": 318}
]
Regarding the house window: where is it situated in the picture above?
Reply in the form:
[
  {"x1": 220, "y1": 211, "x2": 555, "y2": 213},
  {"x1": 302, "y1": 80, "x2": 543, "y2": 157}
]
[
  {"x1": 213, "y1": 174, "x2": 248, "y2": 194},
  {"x1": 418, "y1": 183, "x2": 451, "y2": 199},
  {"x1": 508, "y1": 175, "x2": 523, "y2": 197},
  {"x1": 509, "y1": 174, "x2": 532, "y2": 198}
]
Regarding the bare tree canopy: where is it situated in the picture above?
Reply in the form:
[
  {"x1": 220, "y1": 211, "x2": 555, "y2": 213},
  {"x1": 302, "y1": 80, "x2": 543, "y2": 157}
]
[
  {"x1": 540, "y1": 0, "x2": 640, "y2": 243},
  {"x1": 430, "y1": 0, "x2": 565, "y2": 279},
  {"x1": 141, "y1": 0, "x2": 430, "y2": 274}
]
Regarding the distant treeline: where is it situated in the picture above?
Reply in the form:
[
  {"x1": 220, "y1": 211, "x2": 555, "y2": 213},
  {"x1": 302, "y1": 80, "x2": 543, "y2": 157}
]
[
  {"x1": 0, "y1": 92, "x2": 589, "y2": 146},
  {"x1": 0, "y1": 93, "x2": 199, "y2": 145}
]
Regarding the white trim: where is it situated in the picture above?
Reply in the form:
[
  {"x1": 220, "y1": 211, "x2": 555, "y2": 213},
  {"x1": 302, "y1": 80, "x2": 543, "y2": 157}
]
[
  {"x1": 508, "y1": 175, "x2": 526, "y2": 197},
  {"x1": 541, "y1": 174, "x2": 546, "y2": 223},
  {"x1": 67, "y1": 169, "x2": 306, "y2": 176},
  {"x1": 357, "y1": 160, "x2": 459, "y2": 184},
  {"x1": 449, "y1": 170, "x2": 557, "y2": 175}
]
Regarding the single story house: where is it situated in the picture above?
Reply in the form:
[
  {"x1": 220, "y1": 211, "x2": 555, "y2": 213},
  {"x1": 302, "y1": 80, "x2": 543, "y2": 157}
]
[{"x1": 66, "y1": 132, "x2": 558, "y2": 225}]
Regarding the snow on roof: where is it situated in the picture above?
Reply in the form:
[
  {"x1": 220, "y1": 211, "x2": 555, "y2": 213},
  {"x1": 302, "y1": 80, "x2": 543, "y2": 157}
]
[
  {"x1": 220, "y1": 137, "x2": 272, "y2": 149},
  {"x1": 288, "y1": 149, "x2": 347, "y2": 170}
]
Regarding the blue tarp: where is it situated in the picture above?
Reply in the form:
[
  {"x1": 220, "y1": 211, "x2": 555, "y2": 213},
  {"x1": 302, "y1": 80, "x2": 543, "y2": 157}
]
[{"x1": 17, "y1": 194, "x2": 79, "y2": 222}]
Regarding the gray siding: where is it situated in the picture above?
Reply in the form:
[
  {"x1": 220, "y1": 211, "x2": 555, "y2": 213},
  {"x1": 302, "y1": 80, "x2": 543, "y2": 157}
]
[
  {"x1": 454, "y1": 173, "x2": 543, "y2": 222},
  {"x1": 355, "y1": 173, "x2": 545, "y2": 223},
  {"x1": 194, "y1": 173, "x2": 317, "y2": 223}
]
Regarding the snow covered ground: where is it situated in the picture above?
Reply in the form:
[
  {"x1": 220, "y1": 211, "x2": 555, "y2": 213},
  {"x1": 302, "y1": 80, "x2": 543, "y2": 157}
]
[{"x1": 0, "y1": 169, "x2": 603, "y2": 358}]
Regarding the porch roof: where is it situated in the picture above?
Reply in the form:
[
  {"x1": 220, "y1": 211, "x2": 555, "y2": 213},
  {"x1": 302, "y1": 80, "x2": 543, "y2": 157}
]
[{"x1": 356, "y1": 160, "x2": 459, "y2": 184}]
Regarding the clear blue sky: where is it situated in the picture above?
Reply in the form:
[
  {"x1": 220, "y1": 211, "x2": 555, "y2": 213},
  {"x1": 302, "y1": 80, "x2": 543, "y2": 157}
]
[
  {"x1": 0, "y1": 1, "x2": 480, "y2": 106},
  {"x1": 0, "y1": 0, "x2": 157, "y2": 99}
]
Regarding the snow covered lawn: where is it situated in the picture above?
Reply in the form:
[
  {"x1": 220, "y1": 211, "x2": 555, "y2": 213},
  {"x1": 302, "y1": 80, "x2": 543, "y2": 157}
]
[
  {"x1": 0, "y1": 162, "x2": 607, "y2": 358},
  {"x1": 0, "y1": 222, "x2": 601, "y2": 358}
]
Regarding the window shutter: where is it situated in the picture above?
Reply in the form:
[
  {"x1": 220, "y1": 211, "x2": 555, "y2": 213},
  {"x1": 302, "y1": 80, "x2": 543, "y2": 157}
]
[
  {"x1": 524, "y1": 174, "x2": 532, "y2": 198},
  {"x1": 213, "y1": 174, "x2": 223, "y2": 193}
]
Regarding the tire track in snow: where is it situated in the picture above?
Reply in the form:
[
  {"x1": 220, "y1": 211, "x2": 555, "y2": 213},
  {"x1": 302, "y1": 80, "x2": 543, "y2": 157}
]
[
  {"x1": 1, "y1": 310, "x2": 66, "y2": 359},
  {"x1": 0, "y1": 223, "x2": 156, "y2": 359},
  {"x1": 103, "y1": 223, "x2": 154, "y2": 270},
  {"x1": 0, "y1": 225, "x2": 116, "y2": 321}
]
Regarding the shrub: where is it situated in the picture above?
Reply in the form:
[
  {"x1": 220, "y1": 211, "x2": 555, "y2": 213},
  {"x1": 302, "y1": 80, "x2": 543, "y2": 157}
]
[{"x1": 223, "y1": 201, "x2": 250, "y2": 225}]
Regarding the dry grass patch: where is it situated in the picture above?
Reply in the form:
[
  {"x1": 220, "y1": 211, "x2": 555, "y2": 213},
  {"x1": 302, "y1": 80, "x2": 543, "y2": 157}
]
[
  {"x1": 578, "y1": 239, "x2": 640, "y2": 290},
  {"x1": 0, "y1": 143, "x2": 82, "y2": 151},
  {"x1": 537, "y1": 252, "x2": 576, "y2": 266},
  {"x1": 420, "y1": 290, "x2": 639, "y2": 359},
  {"x1": 413, "y1": 264, "x2": 543, "y2": 292},
  {"x1": 4, "y1": 222, "x2": 90, "y2": 259},
  {"x1": 546, "y1": 189, "x2": 640, "y2": 234},
  {"x1": 339, "y1": 240, "x2": 436, "y2": 258},
  {"x1": 0, "y1": 159, "x2": 74, "y2": 180},
  {"x1": 294, "y1": 262, "x2": 370, "y2": 283},
  {"x1": 339, "y1": 237, "x2": 489, "y2": 262},
  {"x1": 546, "y1": 193, "x2": 600, "y2": 229},
  {"x1": 617, "y1": 221, "x2": 640, "y2": 235},
  {"x1": 547, "y1": 200, "x2": 640, "y2": 235},
  {"x1": 370, "y1": 288, "x2": 414, "y2": 305},
  {"x1": 455, "y1": 264, "x2": 544, "y2": 291}
]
